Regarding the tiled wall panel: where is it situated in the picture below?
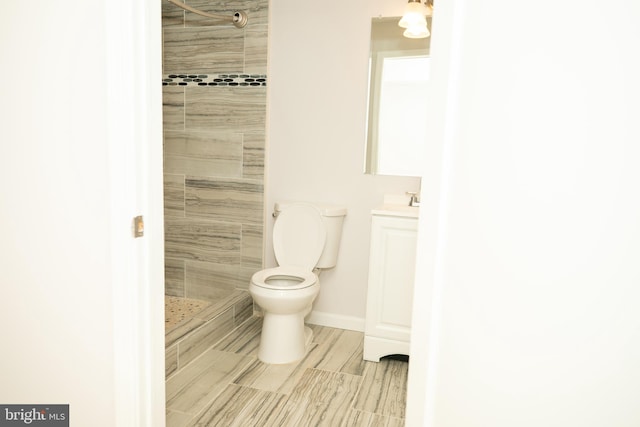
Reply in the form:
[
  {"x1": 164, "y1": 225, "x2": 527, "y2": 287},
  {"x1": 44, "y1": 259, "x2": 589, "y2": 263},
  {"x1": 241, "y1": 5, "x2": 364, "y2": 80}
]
[
  {"x1": 162, "y1": 87, "x2": 185, "y2": 130},
  {"x1": 241, "y1": 223, "x2": 263, "y2": 269},
  {"x1": 165, "y1": 258, "x2": 186, "y2": 297},
  {"x1": 185, "y1": 87, "x2": 266, "y2": 132},
  {"x1": 242, "y1": 131, "x2": 265, "y2": 179},
  {"x1": 162, "y1": 0, "x2": 268, "y2": 301},
  {"x1": 164, "y1": 131, "x2": 243, "y2": 178},
  {"x1": 163, "y1": 27, "x2": 244, "y2": 74},
  {"x1": 164, "y1": 174, "x2": 185, "y2": 218},
  {"x1": 165, "y1": 218, "x2": 241, "y2": 263},
  {"x1": 184, "y1": 177, "x2": 263, "y2": 224}
]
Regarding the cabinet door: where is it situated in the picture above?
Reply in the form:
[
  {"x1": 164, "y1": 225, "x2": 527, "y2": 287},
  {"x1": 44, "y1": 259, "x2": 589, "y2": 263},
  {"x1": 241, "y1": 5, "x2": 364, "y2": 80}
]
[{"x1": 365, "y1": 215, "x2": 418, "y2": 342}]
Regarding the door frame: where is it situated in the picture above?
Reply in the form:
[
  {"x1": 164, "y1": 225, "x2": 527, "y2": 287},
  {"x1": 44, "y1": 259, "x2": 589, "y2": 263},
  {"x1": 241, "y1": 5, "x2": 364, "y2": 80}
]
[{"x1": 106, "y1": 0, "x2": 165, "y2": 425}]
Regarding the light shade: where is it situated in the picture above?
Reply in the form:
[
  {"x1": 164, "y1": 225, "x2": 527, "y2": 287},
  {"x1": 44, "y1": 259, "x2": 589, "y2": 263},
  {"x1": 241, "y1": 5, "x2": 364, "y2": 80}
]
[
  {"x1": 403, "y1": 25, "x2": 430, "y2": 39},
  {"x1": 399, "y1": 0, "x2": 430, "y2": 39}
]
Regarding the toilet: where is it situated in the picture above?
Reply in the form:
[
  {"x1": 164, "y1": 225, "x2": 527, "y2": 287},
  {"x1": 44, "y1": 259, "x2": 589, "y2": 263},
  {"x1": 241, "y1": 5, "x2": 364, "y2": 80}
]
[{"x1": 249, "y1": 202, "x2": 346, "y2": 364}]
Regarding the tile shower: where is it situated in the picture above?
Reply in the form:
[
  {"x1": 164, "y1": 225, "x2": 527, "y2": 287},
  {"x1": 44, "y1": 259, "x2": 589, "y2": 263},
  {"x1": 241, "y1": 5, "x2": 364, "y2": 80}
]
[{"x1": 162, "y1": 0, "x2": 268, "y2": 303}]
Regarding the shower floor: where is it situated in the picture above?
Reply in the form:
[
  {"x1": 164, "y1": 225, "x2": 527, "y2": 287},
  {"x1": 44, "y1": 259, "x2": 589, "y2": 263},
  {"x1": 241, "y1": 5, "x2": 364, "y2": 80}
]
[{"x1": 165, "y1": 296, "x2": 211, "y2": 330}]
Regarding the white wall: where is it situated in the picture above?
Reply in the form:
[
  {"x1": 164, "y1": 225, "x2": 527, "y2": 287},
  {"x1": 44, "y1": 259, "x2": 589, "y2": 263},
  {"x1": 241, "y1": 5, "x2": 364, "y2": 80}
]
[
  {"x1": 266, "y1": 0, "x2": 421, "y2": 327},
  {"x1": 407, "y1": 0, "x2": 640, "y2": 425},
  {"x1": 0, "y1": 1, "x2": 164, "y2": 426}
]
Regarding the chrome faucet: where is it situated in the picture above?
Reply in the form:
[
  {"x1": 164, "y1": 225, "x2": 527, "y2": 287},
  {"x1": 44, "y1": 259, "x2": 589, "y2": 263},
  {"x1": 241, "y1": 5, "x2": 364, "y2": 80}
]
[{"x1": 406, "y1": 192, "x2": 421, "y2": 207}]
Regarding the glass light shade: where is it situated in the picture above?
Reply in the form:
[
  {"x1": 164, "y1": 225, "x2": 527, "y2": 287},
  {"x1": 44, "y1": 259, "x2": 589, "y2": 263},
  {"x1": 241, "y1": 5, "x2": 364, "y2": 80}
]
[
  {"x1": 398, "y1": 1, "x2": 428, "y2": 29},
  {"x1": 403, "y1": 23, "x2": 430, "y2": 39}
]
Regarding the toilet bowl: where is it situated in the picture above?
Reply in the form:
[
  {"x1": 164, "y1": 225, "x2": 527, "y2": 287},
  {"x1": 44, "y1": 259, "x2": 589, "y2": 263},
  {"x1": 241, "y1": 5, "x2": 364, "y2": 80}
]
[
  {"x1": 250, "y1": 202, "x2": 346, "y2": 364},
  {"x1": 249, "y1": 267, "x2": 320, "y2": 363}
]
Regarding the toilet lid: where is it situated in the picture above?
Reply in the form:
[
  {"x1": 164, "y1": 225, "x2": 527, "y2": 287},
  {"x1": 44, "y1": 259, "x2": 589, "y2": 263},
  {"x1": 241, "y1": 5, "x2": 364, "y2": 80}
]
[
  {"x1": 251, "y1": 266, "x2": 317, "y2": 290},
  {"x1": 273, "y1": 203, "x2": 326, "y2": 270}
]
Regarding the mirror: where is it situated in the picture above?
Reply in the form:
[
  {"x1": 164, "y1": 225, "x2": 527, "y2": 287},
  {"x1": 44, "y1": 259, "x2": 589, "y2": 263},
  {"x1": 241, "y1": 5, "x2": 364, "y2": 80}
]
[{"x1": 364, "y1": 17, "x2": 431, "y2": 177}]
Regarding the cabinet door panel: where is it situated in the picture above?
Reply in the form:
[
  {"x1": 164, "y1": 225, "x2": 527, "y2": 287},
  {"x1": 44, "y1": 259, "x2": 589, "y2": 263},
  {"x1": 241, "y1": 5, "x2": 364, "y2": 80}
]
[{"x1": 366, "y1": 215, "x2": 418, "y2": 343}]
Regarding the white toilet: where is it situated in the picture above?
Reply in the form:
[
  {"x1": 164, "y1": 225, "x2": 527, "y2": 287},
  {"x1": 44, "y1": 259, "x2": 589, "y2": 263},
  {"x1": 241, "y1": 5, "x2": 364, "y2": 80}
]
[{"x1": 249, "y1": 202, "x2": 346, "y2": 364}]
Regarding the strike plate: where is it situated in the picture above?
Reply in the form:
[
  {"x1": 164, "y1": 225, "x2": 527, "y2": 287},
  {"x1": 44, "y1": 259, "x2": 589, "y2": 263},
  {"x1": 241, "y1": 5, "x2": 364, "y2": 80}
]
[{"x1": 133, "y1": 215, "x2": 144, "y2": 238}]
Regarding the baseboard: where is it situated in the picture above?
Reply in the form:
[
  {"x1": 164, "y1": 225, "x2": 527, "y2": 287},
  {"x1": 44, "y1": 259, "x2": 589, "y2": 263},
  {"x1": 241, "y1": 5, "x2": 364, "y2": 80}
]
[{"x1": 306, "y1": 310, "x2": 365, "y2": 332}]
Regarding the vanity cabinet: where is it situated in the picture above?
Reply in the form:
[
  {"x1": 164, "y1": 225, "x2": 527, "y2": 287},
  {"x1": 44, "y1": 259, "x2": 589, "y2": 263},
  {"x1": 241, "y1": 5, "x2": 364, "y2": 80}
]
[{"x1": 364, "y1": 211, "x2": 418, "y2": 362}]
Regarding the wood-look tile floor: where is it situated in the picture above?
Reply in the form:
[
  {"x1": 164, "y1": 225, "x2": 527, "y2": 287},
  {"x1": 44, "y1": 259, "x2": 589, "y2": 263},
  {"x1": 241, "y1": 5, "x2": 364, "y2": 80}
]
[{"x1": 166, "y1": 316, "x2": 408, "y2": 427}]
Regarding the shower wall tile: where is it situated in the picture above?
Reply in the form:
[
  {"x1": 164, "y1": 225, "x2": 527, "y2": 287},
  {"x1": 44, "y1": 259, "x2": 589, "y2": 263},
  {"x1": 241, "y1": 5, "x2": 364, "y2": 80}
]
[
  {"x1": 165, "y1": 258, "x2": 186, "y2": 297},
  {"x1": 236, "y1": 266, "x2": 257, "y2": 291},
  {"x1": 163, "y1": 27, "x2": 244, "y2": 74},
  {"x1": 195, "y1": 290, "x2": 251, "y2": 323},
  {"x1": 185, "y1": 86, "x2": 266, "y2": 132},
  {"x1": 241, "y1": 223, "x2": 263, "y2": 268},
  {"x1": 185, "y1": 0, "x2": 269, "y2": 27},
  {"x1": 185, "y1": 176, "x2": 263, "y2": 224},
  {"x1": 164, "y1": 130, "x2": 243, "y2": 178},
  {"x1": 245, "y1": 0, "x2": 269, "y2": 26},
  {"x1": 162, "y1": 0, "x2": 267, "y2": 301},
  {"x1": 186, "y1": 262, "x2": 257, "y2": 292},
  {"x1": 184, "y1": 259, "x2": 255, "y2": 299},
  {"x1": 163, "y1": 173, "x2": 185, "y2": 218},
  {"x1": 165, "y1": 218, "x2": 241, "y2": 264},
  {"x1": 162, "y1": 86, "x2": 185, "y2": 130},
  {"x1": 242, "y1": 131, "x2": 265, "y2": 179},
  {"x1": 244, "y1": 24, "x2": 268, "y2": 74},
  {"x1": 161, "y1": 2, "x2": 184, "y2": 28},
  {"x1": 185, "y1": 260, "x2": 237, "y2": 301},
  {"x1": 184, "y1": 2, "x2": 242, "y2": 28}
]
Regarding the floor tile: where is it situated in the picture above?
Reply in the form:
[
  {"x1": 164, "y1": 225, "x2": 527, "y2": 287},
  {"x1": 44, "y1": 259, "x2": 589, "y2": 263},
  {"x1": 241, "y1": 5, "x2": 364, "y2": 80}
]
[
  {"x1": 166, "y1": 409, "x2": 194, "y2": 427},
  {"x1": 311, "y1": 325, "x2": 369, "y2": 376},
  {"x1": 166, "y1": 348, "x2": 254, "y2": 415},
  {"x1": 165, "y1": 298, "x2": 409, "y2": 427},
  {"x1": 231, "y1": 345, "x2": 316, "y2": 394},
  {"x1": 186, "y1": 383, "x2": 287, "y2": 427},
  {"x1": 268, "y1": 368, "x2": 363, "y2": 426},
  {"x1": 353, "y1": 359, "x2": 408, "y2": 419},
  {"x1": 231, "y1": 323, "x2": 367, "y2": 395},
  {"x1": 341, "y1": 409, "x2": 405, "y2": 427}
]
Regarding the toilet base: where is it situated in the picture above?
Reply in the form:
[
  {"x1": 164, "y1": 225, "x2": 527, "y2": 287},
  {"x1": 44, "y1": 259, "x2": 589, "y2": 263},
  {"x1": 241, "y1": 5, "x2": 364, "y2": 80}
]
[{"x1": 258, "y1": 313, "x2": 314, "y2": 364}]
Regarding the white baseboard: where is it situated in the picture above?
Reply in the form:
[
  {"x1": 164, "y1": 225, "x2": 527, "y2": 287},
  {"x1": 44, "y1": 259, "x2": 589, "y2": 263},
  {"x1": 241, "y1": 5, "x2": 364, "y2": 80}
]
[{"x1": 306, "y1": 310, "x2": 365, "y2": 332}]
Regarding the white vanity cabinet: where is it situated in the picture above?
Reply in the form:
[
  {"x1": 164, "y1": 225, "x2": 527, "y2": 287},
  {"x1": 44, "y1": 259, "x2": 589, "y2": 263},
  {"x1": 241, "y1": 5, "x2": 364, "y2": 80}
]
[{"x1": 364, "y1": 208, "x2": 418, "y2": 362}]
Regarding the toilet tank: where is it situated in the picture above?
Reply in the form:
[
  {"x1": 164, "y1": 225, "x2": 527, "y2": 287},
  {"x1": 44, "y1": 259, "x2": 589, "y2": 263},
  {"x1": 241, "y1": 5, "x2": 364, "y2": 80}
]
[{"x1": 274, "y1": 202, "x2": 347, "y2": 269}]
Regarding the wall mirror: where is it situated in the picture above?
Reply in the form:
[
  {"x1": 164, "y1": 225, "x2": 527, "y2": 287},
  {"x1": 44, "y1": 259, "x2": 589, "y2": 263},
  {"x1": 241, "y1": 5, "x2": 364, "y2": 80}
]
[{"x1": 364, "y1": 17, "x2": 431, "y2": 177}]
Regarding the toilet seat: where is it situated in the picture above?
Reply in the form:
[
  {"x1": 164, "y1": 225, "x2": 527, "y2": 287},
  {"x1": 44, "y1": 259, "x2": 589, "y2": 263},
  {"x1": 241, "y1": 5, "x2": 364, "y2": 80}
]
[{"x1": 251, "y1": 266, "x2": 317, "y2": 291}]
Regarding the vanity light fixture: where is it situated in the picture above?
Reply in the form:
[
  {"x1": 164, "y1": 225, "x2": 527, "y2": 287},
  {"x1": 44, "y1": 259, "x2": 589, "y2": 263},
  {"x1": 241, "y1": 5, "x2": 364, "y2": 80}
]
[{"x1": 398, "y1": 0, "x2": 433, "y2": 39}]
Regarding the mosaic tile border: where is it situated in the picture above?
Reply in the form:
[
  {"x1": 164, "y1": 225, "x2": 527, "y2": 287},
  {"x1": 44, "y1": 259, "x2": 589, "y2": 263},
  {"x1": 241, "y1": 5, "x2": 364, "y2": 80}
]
[{"x1": 163, "y1": 73, "x2": 267, "y2": 87}]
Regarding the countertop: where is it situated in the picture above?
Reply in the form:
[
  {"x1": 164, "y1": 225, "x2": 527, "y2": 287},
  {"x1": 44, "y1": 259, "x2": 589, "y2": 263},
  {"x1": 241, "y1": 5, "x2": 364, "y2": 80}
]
[{"x1": 371, "y1": 204, "x2": 420, "y2": 218}]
